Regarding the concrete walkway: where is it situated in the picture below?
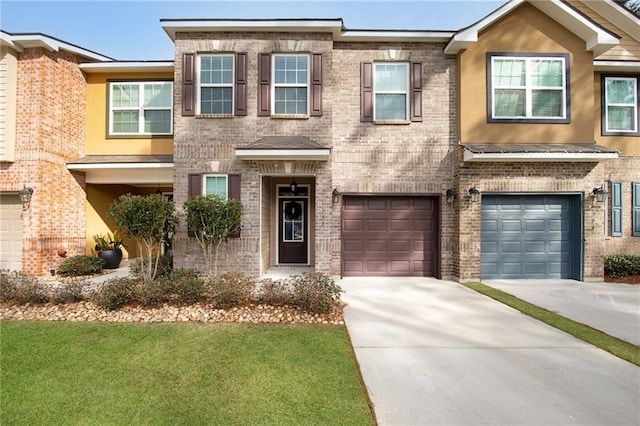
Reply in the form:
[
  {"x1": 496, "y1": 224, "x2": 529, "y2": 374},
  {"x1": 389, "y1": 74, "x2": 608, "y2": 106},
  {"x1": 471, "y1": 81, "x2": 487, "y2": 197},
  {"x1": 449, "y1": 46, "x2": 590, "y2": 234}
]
[
  {"x1": 483, "y1": 279, "x2": 640, "y2": 346},
  {"x1": 339, "y1": 277, "x2": 640, "y2": 426}
]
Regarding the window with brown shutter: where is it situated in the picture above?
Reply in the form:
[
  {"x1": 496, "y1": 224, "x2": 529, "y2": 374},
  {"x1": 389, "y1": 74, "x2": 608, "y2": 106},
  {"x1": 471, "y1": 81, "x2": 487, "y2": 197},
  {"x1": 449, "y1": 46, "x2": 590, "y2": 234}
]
[
  {"x1": 410, "y1": 62, "x2": 423, "y2": 122},
  {"x1": 361, "y1": 62, "x2": 373, "y2": 122},
  {"x1": 187, "y1": 173, "x2": 242, "y2": 238},
  {"x1": 182, "y1": 53, "x2": 196, "y2": 116},
  {"x1": 258, "y1": 53, "x2": 271, "y2": 116},
  {"x1": 310, "y1": 53, "x2": 323, "y2": 116},
  {"x1": 361, "y1": 61, "x2": 422, "y2": 122},
  {"x1": 234, "y1": 53, "x2": 247, "y2": 116}
]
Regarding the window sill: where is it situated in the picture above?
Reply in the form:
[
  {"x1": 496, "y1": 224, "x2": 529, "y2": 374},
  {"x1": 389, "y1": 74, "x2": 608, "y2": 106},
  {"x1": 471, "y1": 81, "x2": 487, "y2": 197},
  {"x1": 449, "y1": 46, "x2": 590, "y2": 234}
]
[
  {"x1": 374, "y1": 120, "x2": 411, "y2": 125},
  {"x1": 196, "y1": 114, "x2": 234, "y2": 119},
  {"x1": 270, "y1": 114, "x2": 310, "y2": 120},
  {"x1": 106, "y1": 134, "x2": 173, "y2": 139}
]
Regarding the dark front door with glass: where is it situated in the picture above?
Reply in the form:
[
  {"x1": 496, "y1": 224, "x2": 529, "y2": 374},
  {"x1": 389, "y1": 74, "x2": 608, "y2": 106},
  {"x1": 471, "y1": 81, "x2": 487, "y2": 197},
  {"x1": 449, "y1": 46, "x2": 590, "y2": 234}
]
[{"x1": 279, "y1": 198, "x2": 308, "y2": 264}]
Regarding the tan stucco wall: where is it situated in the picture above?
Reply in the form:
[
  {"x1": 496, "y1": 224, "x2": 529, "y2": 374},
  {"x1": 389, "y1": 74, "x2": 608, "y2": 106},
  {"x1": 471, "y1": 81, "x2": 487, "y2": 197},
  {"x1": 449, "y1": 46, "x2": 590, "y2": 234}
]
[
  {"x1": 458, "y1": 3, "x2": 595, "y2": 143},
  {"x1": 85, "y1": 72, "x2": 174, "y2": 155}
]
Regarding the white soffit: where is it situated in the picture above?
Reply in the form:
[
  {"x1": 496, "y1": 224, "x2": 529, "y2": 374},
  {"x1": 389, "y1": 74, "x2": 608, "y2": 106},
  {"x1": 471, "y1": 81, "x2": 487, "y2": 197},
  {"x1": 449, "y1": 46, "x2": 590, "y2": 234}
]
[
  {"x1": 67, "y1": 163, "x2": 174, "y2": 185},
  {"x1": 444, "y1": 0, "x2": 620, "y2": 56},
  {"x1": 0, "y1": 31, "x2": 113, "y2": 61},
  {"x1": 80, "y1": 62, "x2": 174, "y2": 73},
  {"x1": 594, "y1": 60, "x2": 640, "y2": 72},
  {"x1": 234, "y1": 149, "x2": 331, "y2": 161}
]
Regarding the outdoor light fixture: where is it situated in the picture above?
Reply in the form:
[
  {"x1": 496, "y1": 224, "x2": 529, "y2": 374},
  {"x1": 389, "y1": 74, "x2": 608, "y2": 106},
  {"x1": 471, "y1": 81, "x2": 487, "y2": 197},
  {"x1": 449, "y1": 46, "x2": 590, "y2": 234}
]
[
  {"x1": 468, "y1": 186, "x2": 480, "y2": 203},
  {"x1": 332, "y1": 188, "x2": 341, "y2": 204},
  {"x1": 446, "y1": 188, "x2": 456, "y2": 204},
  {"x1": 18, "y1": 185, "x2": 34, "y2": 210},
  {"x1": 592, "y1": 185, "x2": 608, "y2": 203},
  {"x1": 290, "y1": 179, "x2": 298, "y2": 194}
]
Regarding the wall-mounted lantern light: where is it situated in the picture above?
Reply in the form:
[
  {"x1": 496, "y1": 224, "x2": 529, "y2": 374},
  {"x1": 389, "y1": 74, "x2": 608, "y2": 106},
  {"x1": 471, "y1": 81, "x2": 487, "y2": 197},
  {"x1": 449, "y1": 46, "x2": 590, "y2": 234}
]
[
  {"x1": 290, "y1": 179, "x2": 298, "y2": 194},
  {"x1": 592, "y1": 185, "x2": 608, "y2": 203},
  {"x1": 446, "y1": 189, "x2": 456, "y2": 204},
  {"x1": 332, "y1": 188, "x2": 341, "y2": 204},
  {"x1": 18, "y1": 186, "x2": 34, "y2": 210},
  {"x1": 468, "y1": 186, "x2": 480, "y2": 203}
]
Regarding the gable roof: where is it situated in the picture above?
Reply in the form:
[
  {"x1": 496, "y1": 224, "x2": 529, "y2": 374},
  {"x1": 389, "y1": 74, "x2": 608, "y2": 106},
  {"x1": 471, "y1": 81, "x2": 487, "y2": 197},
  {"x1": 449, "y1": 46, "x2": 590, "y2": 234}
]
[{"x1": 444, "y1": 0, "x2": 620, "y2": 56}]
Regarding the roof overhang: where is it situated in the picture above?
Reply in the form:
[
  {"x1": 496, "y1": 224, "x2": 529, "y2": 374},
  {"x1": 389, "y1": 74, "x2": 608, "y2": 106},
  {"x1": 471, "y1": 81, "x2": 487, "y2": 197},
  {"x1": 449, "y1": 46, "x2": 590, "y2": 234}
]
[
  {"x1": 581, "y1": 0, "x2": 640, "y2": 43},
  {"x1": 80, "y1": 61, "x2": 174, "y2": 73},
  {"x1": 0, "y1": 30, "x2": 113, "y2": 61},
  {"x1": 67, "y1": 155, "x2": 174, "y2": 184},
  {"x1": 594, "y1": 60, "x2": 640, "y2": 73},
  {"x1": 444, "y1": 0, "x2": 620, "y2": 56},
  {"x1": 335, "y1": 30, "x2": 455, "y2": 43},
  {"x1": 461, "y1": 143, "x2": 619, "y2": 162},
  {"x1": 235, "y1": 136, "x2": 331, "y2": 161}
]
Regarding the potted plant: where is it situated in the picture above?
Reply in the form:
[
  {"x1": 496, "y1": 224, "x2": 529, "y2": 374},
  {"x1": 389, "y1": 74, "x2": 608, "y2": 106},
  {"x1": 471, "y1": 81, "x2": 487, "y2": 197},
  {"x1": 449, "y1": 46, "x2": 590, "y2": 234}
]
[{"x1": 93, "y1": 230, "x2": 126, "y2": 269}]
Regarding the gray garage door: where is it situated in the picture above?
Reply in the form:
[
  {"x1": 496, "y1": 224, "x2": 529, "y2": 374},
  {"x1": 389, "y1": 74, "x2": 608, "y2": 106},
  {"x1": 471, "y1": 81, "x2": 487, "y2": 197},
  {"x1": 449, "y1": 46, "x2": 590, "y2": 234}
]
[
  {"x1": 481, "y1": 195, "x2": 581, "y2": 279},
  {"x1": 342, "y1": 196, "x2": 437, "y2": 277},
  {"x1": 0, "y1": 194, "x2": 23, "y2": 271}
]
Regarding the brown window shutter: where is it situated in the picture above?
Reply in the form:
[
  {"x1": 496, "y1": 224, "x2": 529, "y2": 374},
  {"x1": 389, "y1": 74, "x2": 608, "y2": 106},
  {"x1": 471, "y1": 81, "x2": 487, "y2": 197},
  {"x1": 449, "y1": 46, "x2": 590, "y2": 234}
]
[
  {"x1": 188, "y1": 173, "x2": 202, "y2": 198},
  {"x1": 257, "y1": 53, "x2": 271, "y2": 116},
  {"x1": 360, "y1": 62, "x2": 373, "y2": 122},
  {"x1": 235, "y1": 53, "x2": 248, "y2": 116},
  {"x1": 410, "y1": 62, "x2": 423, "y2": 122},
  {"x1": 310, "y1": 53, "x2": 322, "y2": 116},
  {"x1": 182, "y1": 53, "x2": 196, "y2": 116},
  {"x1": 227, "y1": 174, "x2": 241, "y2": 238}
]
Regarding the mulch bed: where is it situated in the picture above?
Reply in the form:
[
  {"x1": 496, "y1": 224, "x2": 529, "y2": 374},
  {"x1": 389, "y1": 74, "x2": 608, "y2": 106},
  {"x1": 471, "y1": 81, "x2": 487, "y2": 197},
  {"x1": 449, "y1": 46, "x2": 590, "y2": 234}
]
[{"x1": 604, "y1": 274, "x2": 640, "y2": 285}]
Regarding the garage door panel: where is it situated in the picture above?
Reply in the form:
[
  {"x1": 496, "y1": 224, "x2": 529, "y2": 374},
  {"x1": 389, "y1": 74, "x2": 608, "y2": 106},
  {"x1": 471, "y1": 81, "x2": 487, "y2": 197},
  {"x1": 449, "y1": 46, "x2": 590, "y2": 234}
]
[
  {"x1": 342, "y1": 196, "x2": 437, "y2": 277},
  {"x1": 481, "y1": 195, "x2": 577, "y2": 279},
  {"x1": 0, "y1": 195, "x2": 23, "y2": 271},
  {"x1": 343, "y1": 219, "x2": 364, "y2": 231}
]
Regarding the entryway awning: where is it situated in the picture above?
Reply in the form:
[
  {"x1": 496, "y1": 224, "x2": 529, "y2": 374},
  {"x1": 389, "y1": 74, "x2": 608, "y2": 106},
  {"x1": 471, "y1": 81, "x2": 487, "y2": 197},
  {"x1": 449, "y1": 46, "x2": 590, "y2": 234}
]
[
  {"x1": 235, "y1": 136, "x2": 331, "y2": 160},
  {"x1": 461, "y1": 143, "x2": 619, "y2": 162},
  {"x1": 67, "y1": 155, "x2": 174, "y2": 184}
]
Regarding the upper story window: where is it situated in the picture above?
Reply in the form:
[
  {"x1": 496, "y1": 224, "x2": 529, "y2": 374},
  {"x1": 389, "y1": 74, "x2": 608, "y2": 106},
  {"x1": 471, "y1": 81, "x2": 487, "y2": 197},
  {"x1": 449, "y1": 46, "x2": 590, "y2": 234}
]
[
  {"x1": 602, "y1": 76, "x2": 639, "y2": 135},
  {"x1": 374, "y1": 63, "x2": 409, "y2": 121},
  {"x1": 273, "y1": 54, "x2": 309, "y2": 115},
  {"x1": 488, "y1": 53, "x2": 569, "y2": 123},
  {"x1": 257, "y1": 53, "x2": 322, "y2": 117},
  {"x1": 360, "y1": 62, "x2": 422, "y2": 123},
  {"x1": 198, "y1": 55, "x2": 234, "y2": 114},
  {"x1": 109, "y1": 81, "x2": 173, "y2": 136}
]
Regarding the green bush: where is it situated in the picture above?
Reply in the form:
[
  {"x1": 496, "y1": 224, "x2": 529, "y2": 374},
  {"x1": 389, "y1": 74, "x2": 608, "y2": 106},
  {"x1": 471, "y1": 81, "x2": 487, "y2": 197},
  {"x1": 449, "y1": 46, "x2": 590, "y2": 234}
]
[
  {"x1": 0, "y1": 270, "x2": 47, "y2": 304},
  {"x1": 51, "y1": 281, "x2": 86, "y2": 304},
  {"x1": 130, "y1": 254, "x2": 172, "y2": 280},
  {"x1": 164, "y1": 269, "x2": 206, "y2": 305},
  {"x1": 209, "y1": 272, "x2": 255, "y2": 308},
  {"x1": 255, "y1": 278, "x2": 292, "y2": 306},
  {"x1": 93, "y1": 277, "x2": 137, "y2": 311},
  {"x1": 138, "y1": 279, "x2": 170, "y2": 308},
  {"x1": 289, "y1": 273, "x2": 342, "y2": 314},
  {"x1": 605, "y1": 254, "x2": 640, "y2": 278},
  {"x1": 57, "y1": 255, "x2": 106, "y2": 277}
]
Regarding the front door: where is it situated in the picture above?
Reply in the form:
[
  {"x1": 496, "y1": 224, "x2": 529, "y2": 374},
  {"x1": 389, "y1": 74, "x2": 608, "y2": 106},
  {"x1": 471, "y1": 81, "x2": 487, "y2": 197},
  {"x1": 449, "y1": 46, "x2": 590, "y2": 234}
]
[{"x1": 278, "y1": 198, "x2": 308, "y2": 264}]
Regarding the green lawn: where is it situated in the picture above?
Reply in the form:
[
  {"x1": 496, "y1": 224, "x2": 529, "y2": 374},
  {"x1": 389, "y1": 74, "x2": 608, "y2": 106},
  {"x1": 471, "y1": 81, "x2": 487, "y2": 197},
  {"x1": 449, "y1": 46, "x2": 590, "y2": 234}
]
[
  {"x1": 1, "y1": 321, "x2": 374, "y2": 425},
  {"x1": 462, "y1": 282, "x2": 640, "y2": 367}
]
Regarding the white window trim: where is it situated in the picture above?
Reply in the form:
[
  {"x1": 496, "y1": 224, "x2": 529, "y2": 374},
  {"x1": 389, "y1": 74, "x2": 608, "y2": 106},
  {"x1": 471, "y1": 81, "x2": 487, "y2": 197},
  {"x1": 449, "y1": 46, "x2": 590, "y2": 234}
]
[
  {"x1": 271, "y1": 53, "x2": 310, "y2": 116},
  {"x1": 490, "y1": 55, "x2": 567, "y2": 121},
  {"x1": 604, "y1": 76, "x2": 638, "y2": 134},
  {"x1": 197, "y1": 54, "x2": 235, "y2": 115},
  {"x1": 373, "y1": 62, "x2": 410, "y2": 122},
  {"x1": 108, "y1": 81, "x2": 173, "y2": 136},
  {"x1": 203, "y1": 174, "x2": 228, "y2": 199}
]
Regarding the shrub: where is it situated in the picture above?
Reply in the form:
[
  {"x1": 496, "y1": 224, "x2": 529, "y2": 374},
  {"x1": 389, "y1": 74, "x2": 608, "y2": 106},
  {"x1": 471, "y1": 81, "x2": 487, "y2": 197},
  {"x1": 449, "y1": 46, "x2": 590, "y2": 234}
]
[
  {"x1": 51, "y1": 281, "x2": 86, "y2": 304},
  {"x1": 605, "y1": 254, "x2": 640, "y2": 278},
  {"x1": 163, "y1": 269, "x2": 206, "y2": 305},
  {"x1": 93, "y1": 277, "x2": 137, "y2": 311},
  {"x1": 289, "y1": 273, "x2": 342, "y2": 314},
  {"x1": 255, "y1": 278, "x2": 292, "y2": 306},
  {"x1": 131, "y1": 254, "x2": 172, "y2": 280},
  {"x1": 57, "y1": 255, "x2": 106, "y2": 277},
  {"x1": 138, "y1": 279, "x2": 170, "y2": 308},
  {"x1": 0, "y1": 270, "x2": 47, "y2": 304},
  {"x1": 209, "y1": 272, "x2": 255, "y2": 308}
]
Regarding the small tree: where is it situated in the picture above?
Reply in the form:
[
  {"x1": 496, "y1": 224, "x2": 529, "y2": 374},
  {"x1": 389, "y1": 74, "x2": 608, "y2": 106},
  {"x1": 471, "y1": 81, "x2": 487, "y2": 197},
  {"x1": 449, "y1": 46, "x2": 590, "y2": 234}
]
[
  {"x1": 183, "y1": 195, "x2": 243, "y2": 277},
  {"x1": 107, "y1": 194, "x2": 178, "y2": 283}
]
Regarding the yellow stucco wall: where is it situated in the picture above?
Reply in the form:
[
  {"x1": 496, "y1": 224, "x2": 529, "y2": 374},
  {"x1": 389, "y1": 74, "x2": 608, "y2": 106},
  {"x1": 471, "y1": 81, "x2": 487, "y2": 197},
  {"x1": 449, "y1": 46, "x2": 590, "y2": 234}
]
[
  {"x1": 458, "y1": 3, "x2": 596, "y2": 144},
  {"x1": 85, "y1": 72, "x2": 174, "y2": 155}
]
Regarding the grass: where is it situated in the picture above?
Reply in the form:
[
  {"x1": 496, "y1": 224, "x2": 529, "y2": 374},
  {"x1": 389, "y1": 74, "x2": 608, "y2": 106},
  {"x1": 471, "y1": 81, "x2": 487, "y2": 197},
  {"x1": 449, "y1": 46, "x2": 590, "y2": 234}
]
[
  {"x1": 0, "y1": 321, "x2": 374, "y2": 425},
  {"x1": 461, "y1": 282, "x2": 640, "y2": 367}
]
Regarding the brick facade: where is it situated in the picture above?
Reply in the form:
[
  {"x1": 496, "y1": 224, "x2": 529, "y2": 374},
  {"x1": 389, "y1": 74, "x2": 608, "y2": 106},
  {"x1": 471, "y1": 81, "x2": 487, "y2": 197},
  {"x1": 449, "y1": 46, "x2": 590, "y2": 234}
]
[{"x1": 0, "y1": 48, "x2": 87, "y2": 275}]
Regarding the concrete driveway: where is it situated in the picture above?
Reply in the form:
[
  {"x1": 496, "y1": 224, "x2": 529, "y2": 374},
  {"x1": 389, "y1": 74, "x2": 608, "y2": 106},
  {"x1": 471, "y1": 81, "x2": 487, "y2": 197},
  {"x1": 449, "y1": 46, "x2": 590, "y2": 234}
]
[
  {"x1": 483, "y1": 279, "x2": 640, "y2": 346},
  {"x1": 339, "y1": 277, "x2": 640, "y2": 426}
]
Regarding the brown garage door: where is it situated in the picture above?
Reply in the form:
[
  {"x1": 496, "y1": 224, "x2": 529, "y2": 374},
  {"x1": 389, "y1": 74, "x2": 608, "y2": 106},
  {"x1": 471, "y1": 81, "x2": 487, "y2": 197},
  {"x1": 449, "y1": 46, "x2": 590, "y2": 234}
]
[{"x1": 342, "y1": 196, "x2": 438, "y2": 276}]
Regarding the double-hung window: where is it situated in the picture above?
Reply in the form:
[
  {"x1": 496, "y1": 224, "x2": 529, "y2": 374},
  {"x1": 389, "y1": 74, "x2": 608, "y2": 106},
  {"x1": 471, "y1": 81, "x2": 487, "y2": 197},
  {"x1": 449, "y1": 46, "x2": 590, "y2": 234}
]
[
  {"x1": 488, "y1": 54, "x2": 569, "y2": 122},
  {"x1": 198, "y1": 55, "x2": 234, "y2": 115},
  {"x1": 374, "y1": 63, "x2": 409, "y2": 121},
  {"x1": 109, "y1": 81, "x2": 173, "y2": 136},
  {"x1": 204, "y1": 175, "x2": 228, "y2": 198},
  {"x1": 273, "y1": 54, "x2": 309, "y2": 115},
  {"x1": 602, "y1": 76, "x2": 639, "y2": 135}
]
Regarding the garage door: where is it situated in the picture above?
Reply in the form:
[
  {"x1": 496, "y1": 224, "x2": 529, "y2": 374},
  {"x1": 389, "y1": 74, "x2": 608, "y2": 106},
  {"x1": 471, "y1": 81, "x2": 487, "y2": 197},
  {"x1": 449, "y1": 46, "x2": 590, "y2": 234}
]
[
  {"x1": 481, "y1": 195, "x2": 581, "y2": 279},
  {"x1": 0, "y1": 194, "x2": 23, "y2": 271},
  {"x1": 342, "y1": 196, "x2": 437, "y2": 276}
]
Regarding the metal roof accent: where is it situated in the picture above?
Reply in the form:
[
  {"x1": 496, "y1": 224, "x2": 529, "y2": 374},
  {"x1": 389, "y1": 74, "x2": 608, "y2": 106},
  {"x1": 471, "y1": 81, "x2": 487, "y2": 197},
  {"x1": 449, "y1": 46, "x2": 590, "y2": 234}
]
[
  {"x1": 461, "y1": 143, "x2": 619, "y2": 162},
  {"x1": 235, "y1": 136, "x2": 331, "y2": 160}
]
